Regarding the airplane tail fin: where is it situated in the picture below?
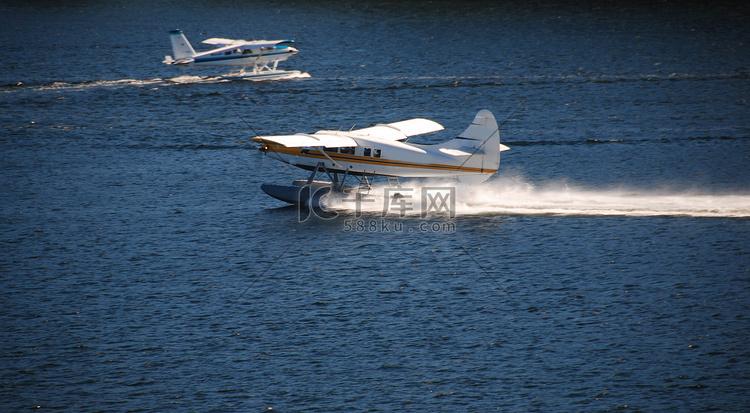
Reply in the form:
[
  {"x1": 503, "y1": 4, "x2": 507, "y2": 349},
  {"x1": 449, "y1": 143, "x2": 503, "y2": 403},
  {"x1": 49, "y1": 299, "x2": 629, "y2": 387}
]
[
  {"x1": 169, "y1": 29, "x2": 197, "y2": 60},
  {"x1": 443, "y1": 110, "x2": 509, "y2": 184}
]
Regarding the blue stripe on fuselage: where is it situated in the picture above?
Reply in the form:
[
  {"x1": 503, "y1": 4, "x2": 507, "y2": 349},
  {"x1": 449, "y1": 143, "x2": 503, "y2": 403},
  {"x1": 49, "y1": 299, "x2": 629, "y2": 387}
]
[{"x1": 195, "y1": 51, "x2": 290, "y2": 64}]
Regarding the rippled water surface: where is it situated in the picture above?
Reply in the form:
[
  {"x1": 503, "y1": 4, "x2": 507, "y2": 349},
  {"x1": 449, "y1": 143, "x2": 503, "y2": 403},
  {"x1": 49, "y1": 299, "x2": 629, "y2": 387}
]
[{"x1": 1, "y1": 1, "x2": 749, "y2": 411}]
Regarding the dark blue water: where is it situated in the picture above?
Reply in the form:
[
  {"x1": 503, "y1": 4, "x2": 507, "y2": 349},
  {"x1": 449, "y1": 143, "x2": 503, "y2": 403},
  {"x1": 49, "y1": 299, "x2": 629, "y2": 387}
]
[{"x1": 2, "y1": 1, "x2": 749, "y2": 411}]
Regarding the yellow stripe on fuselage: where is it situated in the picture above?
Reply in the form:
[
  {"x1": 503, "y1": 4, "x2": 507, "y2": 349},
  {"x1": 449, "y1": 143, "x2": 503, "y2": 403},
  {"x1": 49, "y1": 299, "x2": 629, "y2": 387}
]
[{"x1": 263, "y1": 145, "x2": 497, "y2": 174}]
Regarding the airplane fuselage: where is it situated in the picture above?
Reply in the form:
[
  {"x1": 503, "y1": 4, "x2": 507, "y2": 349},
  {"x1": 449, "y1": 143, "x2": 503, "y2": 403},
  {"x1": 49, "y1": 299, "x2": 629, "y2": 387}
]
[
  {"x1": 191, "y1": 45, "x2": 297, "y2": 67},
  {"x1": 259, "y1": 133, "x2": 497, "y2": 180}
]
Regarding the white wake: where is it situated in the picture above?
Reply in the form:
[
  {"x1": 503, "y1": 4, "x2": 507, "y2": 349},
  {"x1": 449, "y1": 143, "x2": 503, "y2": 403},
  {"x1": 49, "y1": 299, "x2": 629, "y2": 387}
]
[
  {"x1": 3, "y1": 73, "x2": 311, "y2": 93},
  {"x1": 329, "y1": 177, "x2": 750, "y2": 218}
]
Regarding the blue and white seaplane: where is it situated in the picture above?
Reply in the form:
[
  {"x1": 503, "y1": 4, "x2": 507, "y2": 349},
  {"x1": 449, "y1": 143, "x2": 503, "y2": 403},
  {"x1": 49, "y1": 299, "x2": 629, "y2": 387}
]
[
  {"x1": 253, "y1": 110, "x2": 510, "y2": 206},
  {"x1": 163, "y1": 29, "x2": 306, "y2": 80}
]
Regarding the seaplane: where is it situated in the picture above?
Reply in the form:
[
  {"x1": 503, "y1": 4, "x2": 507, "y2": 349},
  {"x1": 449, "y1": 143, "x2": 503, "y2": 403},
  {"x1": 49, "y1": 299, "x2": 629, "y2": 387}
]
[
  {"x1": 162, "y1": 29, "x2": 306, "y2": 80},
  {"x1": 253, "y1": 110, "x2": 510, "y2": 206}
]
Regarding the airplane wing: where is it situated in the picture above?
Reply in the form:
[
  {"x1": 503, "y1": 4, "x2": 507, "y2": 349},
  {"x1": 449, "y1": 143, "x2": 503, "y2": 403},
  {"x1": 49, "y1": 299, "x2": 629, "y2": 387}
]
[
  {"x1": 253, "y1": 133, "x2": 357, "y2": 148},
  {"x1": 242, "y1": 39, "x2": 295, "y2": 48},
  {"x1": 203, "y1": 38, "x2": 295, "y2": 48},
  {"x1": 202, "y1": 37, "x2": 247, "y2": 46},
  {"x1": 192, "y1": 44, "x2": 242, "y2": 58},
  {"x1": 351, "y1": 118, "x2": 444, "y2": 141},
  {"x1": 439, "y1": 148, "x2": 473, "y2": 156}
]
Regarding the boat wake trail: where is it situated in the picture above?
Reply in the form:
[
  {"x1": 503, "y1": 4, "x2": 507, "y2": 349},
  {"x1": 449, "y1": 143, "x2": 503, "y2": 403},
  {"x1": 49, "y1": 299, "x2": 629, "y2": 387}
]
[
  {"x1": 456, "y1": 178, "x2": 750, "y2": 217},
  {"x1": 2, "y1": 73, "x2": 311, "y2": 94},
  {"x1": 337, "y1": 177, "x2": 750, "y2": 218}
]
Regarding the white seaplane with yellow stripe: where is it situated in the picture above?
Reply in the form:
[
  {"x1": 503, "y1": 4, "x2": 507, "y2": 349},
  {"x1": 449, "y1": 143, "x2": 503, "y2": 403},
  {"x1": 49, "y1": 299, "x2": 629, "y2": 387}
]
[{"x1": 253, "y1": 110, "x2": 509, "y2": 205}]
